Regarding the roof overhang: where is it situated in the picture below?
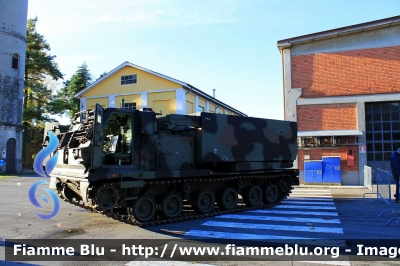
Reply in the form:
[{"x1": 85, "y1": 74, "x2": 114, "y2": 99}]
[
  {"x1": 277, "y1": 15, "x2": 400, "y2": 50},
  {"x1": 298, "y1": 130, "x2": 363, "y2": 137}
]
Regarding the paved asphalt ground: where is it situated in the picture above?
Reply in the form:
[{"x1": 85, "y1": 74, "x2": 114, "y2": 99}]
[{"x1": 1, "y1": 175, "x2": 400, "y2": 266}]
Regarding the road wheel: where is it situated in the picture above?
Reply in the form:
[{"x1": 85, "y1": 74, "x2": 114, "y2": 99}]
[
  {"x1": 160, "y1": 193, "x2": 182, "y2": 219},
  {"x1": 192, "y1": 190, "x2": 215, "y2": 214},
  {"x1": 95, "y1": 184, "x2": 119, "y2": 211},
  {"x1": 129, "y1": 196, "x2": 156, "y2": 222},
  {"x1": 279, "y1": 177, "x2": 291, "y2": 193},
  {"x1": 264, "y1": 184, "x2": 279, "y2": 203},
  {"x1": 243, "y1": 185, "x2": 262, "y2": 207},
  {"x1": 217, "y1": 188, "x2": 238, "y2": 211}
]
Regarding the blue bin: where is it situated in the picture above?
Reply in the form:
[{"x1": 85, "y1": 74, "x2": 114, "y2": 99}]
[
  {"x1": 304, "y1": 161, "x2": 323, "y2": 183},
  {"x1": 0, "y1": 159, "x2": 4, "y2": 167},
  {"x1": 322, "y1": 156, "x2": 341, "y2": 184}
]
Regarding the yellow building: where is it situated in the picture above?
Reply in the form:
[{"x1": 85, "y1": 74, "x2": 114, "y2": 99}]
[{"x1": 75, "y1": 62, "x2": 246, "y2": 117}]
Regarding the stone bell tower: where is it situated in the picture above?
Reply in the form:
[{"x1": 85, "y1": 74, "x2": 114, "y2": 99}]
[{"x1": 0, "y1": 0, "x2": 28, "y2": 173}]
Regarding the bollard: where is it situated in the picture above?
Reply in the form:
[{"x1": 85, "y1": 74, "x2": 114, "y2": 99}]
[{"x1": 363, "y1": 166, "x2": 375, "y2": 198}]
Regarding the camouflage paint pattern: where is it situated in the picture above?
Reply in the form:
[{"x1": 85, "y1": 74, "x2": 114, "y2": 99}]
[
  {"x1": 197, "y1": 113, "x2": 297, "y2": 167},
  {"x1": 47, "y1": 105, "x2": 298, "y2": 185}
]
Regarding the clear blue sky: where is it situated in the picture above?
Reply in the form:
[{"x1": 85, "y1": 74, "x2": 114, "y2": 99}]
[{"x1": 27, "y1": 0, "x2": 400, "y2": 122}]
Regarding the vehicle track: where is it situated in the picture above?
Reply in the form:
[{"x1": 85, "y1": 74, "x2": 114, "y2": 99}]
[{"x1": 60, "y1": 173, "x2": 294, "y2": 227}]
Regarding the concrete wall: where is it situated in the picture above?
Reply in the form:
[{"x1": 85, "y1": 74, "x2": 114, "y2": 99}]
[
  {"x1": 0, "y1": 0, "x2": 27, "y2": 127},
  {"x1": 290, "y1": 25, "x2": 400, "y2": 56},
  {"x1": 0, "y1": 0, "x2": 28, "y2": 172}
]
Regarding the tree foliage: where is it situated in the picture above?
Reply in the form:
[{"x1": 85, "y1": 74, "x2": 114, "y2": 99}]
[
  {"x1": 58, "y1": 62, "x2": 93, "y2": 119},
  {"x1": 98, "y1": 71, "x2": 108, "y2": 80},
  {"x1": 24, "y1": 17, "x2": 63, "y2": 124},
  {"x1": 23, "y1": 17, "x2": 63, "y2": 167},
  {"x1": 22, "y1": 18, "x2": 101, "y2": 167}
]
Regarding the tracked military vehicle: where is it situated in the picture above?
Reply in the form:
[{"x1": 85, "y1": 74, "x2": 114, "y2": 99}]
[{"x1": 44, "y1": 104, "x2": 299, "y2": 226}]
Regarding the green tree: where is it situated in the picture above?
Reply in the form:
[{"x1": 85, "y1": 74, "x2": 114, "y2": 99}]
[
  {"x1": 23, "y1": 17, "x2": 63, "y2": 167},
  {"x1": 98, "y1": 71, "x2": 108, "y2": 80},
  {"x1": 24, "y1": 17, "x2": 63, "y2": 123},
  {"x1": 59, "y1": 62, "x2": 93, "y2": 119}
]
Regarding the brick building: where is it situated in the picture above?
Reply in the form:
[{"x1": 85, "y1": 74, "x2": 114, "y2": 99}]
[{"x1": 277, "y1": 16, "x2": 400, "y2": 185}]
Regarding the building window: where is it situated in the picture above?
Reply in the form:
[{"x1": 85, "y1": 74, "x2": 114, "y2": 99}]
[
  {"x1": 121, "y1": 75, "x2": 137, "y2": 85},
  {"x1": 124, "y1": 103, "x2": 136, "y2": 110},
  {"x1": 365, "y1": 102, "x2": 400, "y2": 161},
  {"x1": 198, "y1": 106, "x2": 204, "y2": 112},
  {"x1": 12, "y1": 54, "x2": 19, "y2": 69}
]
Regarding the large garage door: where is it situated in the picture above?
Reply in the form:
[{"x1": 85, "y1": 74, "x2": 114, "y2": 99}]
[
  {"x1": 6, "y1": 138, "x2": 16, "y2": 173},
  {"x1": 365, "y1": 102, "x2": 400, "y2": 171}
]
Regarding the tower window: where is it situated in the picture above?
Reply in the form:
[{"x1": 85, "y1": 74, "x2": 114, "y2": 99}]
[{"x1": 12, "y1": 54, "x2": 19, "y2": 69}]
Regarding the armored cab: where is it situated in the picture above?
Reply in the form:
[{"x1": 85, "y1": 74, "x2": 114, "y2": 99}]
[{"x1": 45, "y1": 104, "x2": 299, "y2": 225}]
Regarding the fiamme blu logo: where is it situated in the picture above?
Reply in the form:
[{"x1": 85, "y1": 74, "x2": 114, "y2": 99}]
[{"x1": 30, "y1": 131, "x2": 60, "y2": 220}]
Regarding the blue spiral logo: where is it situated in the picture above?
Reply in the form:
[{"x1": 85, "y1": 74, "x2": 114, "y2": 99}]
[
  {"x1": 28, "y1": 180, "x2": 60, "y2": 220},
  {"x1": 33, "y1": 131, "x2": 59, "y2": 178},
  {"x1": 30, "y1": 130, "x2": 60, "y2": 220}
]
